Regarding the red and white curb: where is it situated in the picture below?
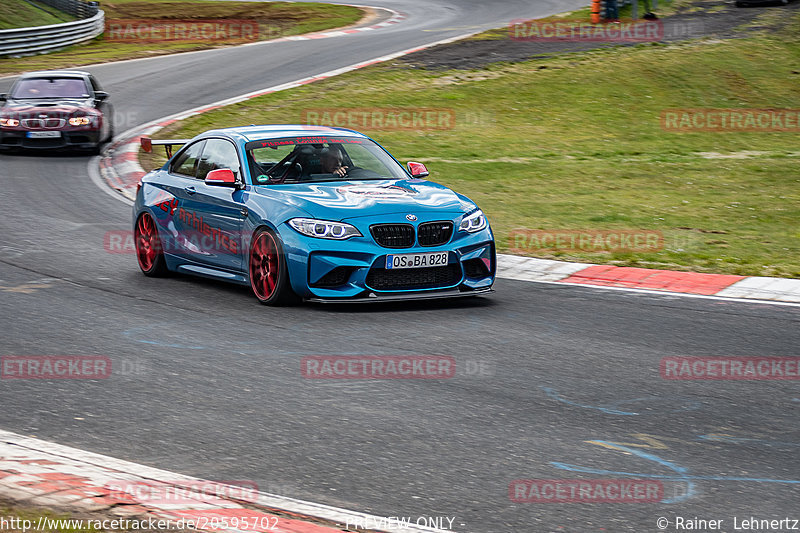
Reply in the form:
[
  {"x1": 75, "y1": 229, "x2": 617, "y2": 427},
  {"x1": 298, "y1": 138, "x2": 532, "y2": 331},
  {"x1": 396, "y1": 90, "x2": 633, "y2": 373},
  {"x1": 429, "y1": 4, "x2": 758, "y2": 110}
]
[
  {"x1": 497, "y1": 255, "x2": 800, "y2": 304},
  {"x1": 279, "y1": 7, "x2": 406, "y2": 41},
  {"x1": 0, "y1": 429, "x2": 452, "y2": 533}
]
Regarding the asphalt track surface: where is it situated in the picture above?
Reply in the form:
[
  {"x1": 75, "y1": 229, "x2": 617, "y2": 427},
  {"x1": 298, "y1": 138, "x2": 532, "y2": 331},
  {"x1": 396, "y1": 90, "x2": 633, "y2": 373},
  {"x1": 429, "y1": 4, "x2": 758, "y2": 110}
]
[{"x1": 1, "y1": 1, "x2": 799, "y2": 531}]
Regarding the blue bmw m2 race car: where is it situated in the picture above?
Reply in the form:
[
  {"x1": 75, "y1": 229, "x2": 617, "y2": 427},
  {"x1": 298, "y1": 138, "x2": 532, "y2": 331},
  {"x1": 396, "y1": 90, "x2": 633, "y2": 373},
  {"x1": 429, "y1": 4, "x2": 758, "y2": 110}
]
[{"x1": 134, "y1": 125, "x2": 495, "y2": 304}]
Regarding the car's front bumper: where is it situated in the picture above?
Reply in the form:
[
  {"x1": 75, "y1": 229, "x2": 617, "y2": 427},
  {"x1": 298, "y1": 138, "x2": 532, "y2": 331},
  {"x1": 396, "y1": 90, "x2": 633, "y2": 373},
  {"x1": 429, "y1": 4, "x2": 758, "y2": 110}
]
[
  {"x1": 0, "y1": 129, "x2": 102, "y2": 150},
  {"x1": 280, "y1": 223, "x2": 496, "y2": 301}
]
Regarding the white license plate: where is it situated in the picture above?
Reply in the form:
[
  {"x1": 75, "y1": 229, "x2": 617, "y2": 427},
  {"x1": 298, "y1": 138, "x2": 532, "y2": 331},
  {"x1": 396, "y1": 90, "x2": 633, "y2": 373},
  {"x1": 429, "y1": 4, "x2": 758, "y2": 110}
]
[
  {"x1": 386, "y1": 251, "x2": 449, "y2": 269},
  {"x1": 26, "y1": 131, "x2": 61, "y2": 138}
]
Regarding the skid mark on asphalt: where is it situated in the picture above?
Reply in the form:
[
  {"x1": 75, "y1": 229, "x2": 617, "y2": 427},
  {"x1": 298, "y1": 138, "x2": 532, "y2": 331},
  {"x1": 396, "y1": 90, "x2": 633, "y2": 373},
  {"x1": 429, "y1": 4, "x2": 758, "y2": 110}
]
[
  {"x1": 0, "y1": 242, "x2": 48, "y2": 259},
  {"x1": 0, "y1": 279, "x2": 58, "y2": 293},
  {"x1": 541, "y1": 386, "x2": 701, "y2": 415},
  {"x1": 587, "y1": 433, "x2": 673, "y2": 450},
  {"x1": 698, "y1": 434, "x2": 800, "y2": 448}
]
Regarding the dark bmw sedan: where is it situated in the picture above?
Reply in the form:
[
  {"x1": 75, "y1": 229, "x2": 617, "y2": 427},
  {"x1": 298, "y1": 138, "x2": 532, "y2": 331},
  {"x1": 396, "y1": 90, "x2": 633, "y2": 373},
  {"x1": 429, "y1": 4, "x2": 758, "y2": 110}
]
[{"x1": 0, "y1": 70, "x2": 113, "y2": 153}]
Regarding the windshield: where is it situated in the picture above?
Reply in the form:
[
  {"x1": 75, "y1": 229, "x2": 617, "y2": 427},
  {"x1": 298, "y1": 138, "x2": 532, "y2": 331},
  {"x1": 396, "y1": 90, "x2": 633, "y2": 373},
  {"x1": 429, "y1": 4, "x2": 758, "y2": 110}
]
[
  {"x1": 10, "y1": 77, "x2": 90, "y2": 99},
  {"x1": 246, "y1": 136, "x2": 408, "y2": 184}
]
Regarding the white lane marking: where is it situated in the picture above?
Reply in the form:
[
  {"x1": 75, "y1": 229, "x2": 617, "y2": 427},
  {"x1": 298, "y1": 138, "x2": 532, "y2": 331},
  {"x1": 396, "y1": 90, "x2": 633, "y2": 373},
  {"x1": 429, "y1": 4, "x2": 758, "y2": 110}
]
[{"x1": 0, "y1": 428, "x2": 454, "y2": 533}]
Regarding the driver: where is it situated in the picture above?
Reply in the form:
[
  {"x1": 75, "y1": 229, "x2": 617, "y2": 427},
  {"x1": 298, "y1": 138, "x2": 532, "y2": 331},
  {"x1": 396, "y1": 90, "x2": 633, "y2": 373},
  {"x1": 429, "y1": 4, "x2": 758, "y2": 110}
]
[{"x1": 320, "y1": 147, "x2": 349, "y2": 177}]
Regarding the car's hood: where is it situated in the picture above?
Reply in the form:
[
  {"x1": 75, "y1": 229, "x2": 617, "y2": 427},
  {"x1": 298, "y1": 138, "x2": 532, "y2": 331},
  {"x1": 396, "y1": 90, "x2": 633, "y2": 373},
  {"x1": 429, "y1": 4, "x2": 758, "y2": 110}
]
[
  {"x1": 252, "y1": 179, "x2": 475, "y2": 220},
  {"x1": 2, "y1": 98, "x2": 94, "y2": 115}
]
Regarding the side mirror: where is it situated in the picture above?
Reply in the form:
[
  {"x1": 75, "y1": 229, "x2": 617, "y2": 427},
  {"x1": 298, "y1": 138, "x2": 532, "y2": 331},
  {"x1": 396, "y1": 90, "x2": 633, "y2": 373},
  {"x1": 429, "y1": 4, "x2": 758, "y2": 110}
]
[
  {"x1": 205, "y1": 168, "x2": 238, "y2": 187},
  {"x1": 94, "y1": 91, "x2": 109, "y2": 102},
  {"x1": 407, "y1": 161, "x2": 429, "y2": 178},
  {"x1": 0, "y1": 94, "x2": 7, "y2": 102}
]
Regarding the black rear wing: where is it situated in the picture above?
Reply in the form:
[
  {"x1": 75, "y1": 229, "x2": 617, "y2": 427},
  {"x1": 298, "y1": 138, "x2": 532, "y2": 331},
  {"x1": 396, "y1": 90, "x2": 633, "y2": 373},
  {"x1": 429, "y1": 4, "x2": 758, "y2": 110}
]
[{"x1": 140, "y1": 137, "x2": 191, "y2": 158}]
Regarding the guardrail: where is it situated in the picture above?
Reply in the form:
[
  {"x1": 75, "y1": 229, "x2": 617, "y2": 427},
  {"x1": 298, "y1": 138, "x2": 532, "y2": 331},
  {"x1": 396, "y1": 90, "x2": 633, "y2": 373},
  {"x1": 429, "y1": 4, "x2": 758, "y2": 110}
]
[{"x1": 0, "y1": 10, "x2": 104, "y2": 57}]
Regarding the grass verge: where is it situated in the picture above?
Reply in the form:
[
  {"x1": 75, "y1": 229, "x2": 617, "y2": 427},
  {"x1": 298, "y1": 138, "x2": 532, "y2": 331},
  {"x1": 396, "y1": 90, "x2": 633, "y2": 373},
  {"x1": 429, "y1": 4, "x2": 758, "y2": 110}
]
[
  {"x1": 0, "y1": 1, "x2": 362, "y2": 76},
  {"x1": 0, "y1": 0, "x2": 75, "y2": 30},
  {"x1": 141, "y1": 7, "x2": 800, "y2": 278}
]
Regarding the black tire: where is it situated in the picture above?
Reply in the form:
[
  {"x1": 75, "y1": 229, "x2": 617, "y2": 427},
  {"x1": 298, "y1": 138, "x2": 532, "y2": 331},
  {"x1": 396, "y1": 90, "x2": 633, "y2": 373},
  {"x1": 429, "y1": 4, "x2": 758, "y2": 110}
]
[
  {"x1": 249, "y1": 228, "x2": 297, "y2": 305},
  {"x1": 135, "y1": 212, "x2": 169, "y2": 277}
]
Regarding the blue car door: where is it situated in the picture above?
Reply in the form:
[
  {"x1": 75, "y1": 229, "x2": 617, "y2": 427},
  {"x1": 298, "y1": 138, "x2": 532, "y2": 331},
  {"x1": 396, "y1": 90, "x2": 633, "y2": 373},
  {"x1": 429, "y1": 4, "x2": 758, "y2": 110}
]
[
  {"x1": 157, "y1": 139, "x2": 206, "y2": 259},
  {"x1": 181, "y1": 138, "x2": 247, "y2": 273}
]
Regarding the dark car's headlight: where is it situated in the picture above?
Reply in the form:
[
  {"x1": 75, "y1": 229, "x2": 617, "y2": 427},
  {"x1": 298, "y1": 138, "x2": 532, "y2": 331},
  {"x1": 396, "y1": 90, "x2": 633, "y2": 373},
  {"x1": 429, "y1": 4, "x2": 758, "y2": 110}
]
[
  {"x1": 69, "y1": 117, "x2": 91, "y2": 126},
  {"x1": 0, "y1": 118, "x2": 19, "y2": 127},
  {"x1": 288, "y1": 218, "x2": 362, "y2": 240},
  {"x1": 459, "y1": 209, "x2": 487, "y2": 233}
]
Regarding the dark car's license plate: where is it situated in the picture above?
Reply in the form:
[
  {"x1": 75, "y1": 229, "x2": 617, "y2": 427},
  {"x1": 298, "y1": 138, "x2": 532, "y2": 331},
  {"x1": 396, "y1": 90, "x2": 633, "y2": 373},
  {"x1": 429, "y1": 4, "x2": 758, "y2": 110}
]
[{"x1": 26, "y1": 131, "x2": 61, "y2": 138}]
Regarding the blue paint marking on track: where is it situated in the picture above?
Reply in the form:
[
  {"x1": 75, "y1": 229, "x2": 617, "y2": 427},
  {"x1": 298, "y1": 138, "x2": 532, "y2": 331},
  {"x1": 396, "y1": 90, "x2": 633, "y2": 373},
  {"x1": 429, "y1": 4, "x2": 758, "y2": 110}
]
[
  {"x1": 122, "y1": 325, "x2": 273, "y2": 353},
  {"x1": 551, "y1": 441, "x2": 800, "y2": 504},
  {"x1": 551, "y1": 441, "x2": 696, "y2": 503},
  {"x1": 123, "y1": 327, "x2": 208, "y2": 350},
  {"x1": 541, "y1": 387, "x2": 701, "y2": 416}
]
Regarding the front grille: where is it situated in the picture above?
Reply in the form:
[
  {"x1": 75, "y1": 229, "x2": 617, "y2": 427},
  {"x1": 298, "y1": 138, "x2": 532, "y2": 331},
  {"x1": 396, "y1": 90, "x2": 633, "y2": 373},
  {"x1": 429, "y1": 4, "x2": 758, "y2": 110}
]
[
  {"x1": 366, "y1": 264, "x2": 462, "y2": 291},
  {"x1": 370, "y1": 223, "x2": 414, "y2": 248},
  {"x1": 417, "y1": 221, "x2": 453, "y2": 247},
  {"x1": 22, "y1": 118, "x2": 65, "y2": 129}
]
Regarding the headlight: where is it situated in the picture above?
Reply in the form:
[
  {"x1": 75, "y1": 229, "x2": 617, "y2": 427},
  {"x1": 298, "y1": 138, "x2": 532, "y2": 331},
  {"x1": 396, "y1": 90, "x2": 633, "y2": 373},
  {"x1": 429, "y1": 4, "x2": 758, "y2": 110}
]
[
  {"x1": 288, "y1": 218, "x2": 362, "y2": 240},
  {"x1": 0, "y1": 118, "x2": 19, "y2": 127},
  {"x1": 69, "y1": 117, "x2": 91, "y2": 126},
  {"x1": 459, "y1": 209, "x2": 487, "y2": 233}
]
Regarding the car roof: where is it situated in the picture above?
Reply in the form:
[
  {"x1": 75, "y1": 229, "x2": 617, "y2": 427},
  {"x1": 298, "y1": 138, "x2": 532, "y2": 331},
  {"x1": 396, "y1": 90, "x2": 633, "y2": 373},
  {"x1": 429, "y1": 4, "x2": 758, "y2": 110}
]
[
  {"x1": 199, "y1": 125, "x2": 368, "y2": 144},
  {"x1": 18, "y1": 70, "x2": 90, "y2": 79}
]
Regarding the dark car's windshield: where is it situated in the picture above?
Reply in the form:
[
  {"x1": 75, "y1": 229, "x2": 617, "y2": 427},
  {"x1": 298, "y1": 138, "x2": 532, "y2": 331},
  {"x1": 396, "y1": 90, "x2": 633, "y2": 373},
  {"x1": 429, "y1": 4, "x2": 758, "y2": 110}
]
[
  {"x1": 246, "y1": 136, "x2": 408, "y2": 185},
  {"x1": 10, "y1": 77, "x2": 90, "y2": 100}
]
